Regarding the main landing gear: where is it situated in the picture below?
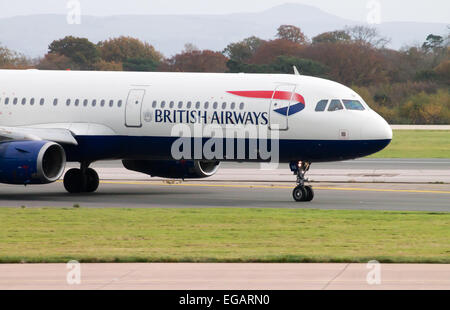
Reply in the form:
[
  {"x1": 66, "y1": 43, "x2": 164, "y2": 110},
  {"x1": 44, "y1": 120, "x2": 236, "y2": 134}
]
[
  {"x1": 290, "y1": 161, "x2": 314, "y2": 202},
  {"x1": 63, "y1": 162, "x2": 99, "y2": 194}
]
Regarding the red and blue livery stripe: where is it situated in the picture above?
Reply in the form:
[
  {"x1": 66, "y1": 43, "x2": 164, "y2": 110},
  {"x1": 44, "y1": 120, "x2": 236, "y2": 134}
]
[{"x1": 227, "y1": 90, "x2": 305, "y2": 116}]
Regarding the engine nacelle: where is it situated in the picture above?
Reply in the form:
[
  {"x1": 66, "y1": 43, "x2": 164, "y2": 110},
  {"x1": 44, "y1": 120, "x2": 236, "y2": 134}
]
[
  {"x1": 0, "y1": 141, "x2": 66, "y2": 185},
  {"x1": 122, "y1": 160, "x2": 220, "y2": 179}
]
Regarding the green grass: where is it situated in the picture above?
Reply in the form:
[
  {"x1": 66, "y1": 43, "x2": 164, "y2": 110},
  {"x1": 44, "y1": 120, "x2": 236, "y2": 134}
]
[
  {"x1": 0, "y1": 208, "x2": 449, "y2": 263},
  {"x1": 371, "y1": 130, "x2": 450, "y2": 158}
]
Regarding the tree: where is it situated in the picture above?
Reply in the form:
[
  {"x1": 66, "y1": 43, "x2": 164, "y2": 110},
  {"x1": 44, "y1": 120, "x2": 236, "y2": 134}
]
[
  {"x1": 123, "y1": 58, "x2": 159, "y2": 72},
  {"x1": 223, "y1": 36, "x2": 265, "y2": 63},
  {"x1": 271, "y1": 56, "x2": 328, "y2": 76},
  {"x1": 93, "y1": 60, "x2": 123, "y2": 71},
  {"x1": 299, "y1": 42, "x2": 389, "y2": 85},
  {"x1": 276, "y1": 25, "x2": 308, "y2": 44},
  {"x1": 48, "y1": 36, "x2": 100, "y2": 69},
  {"x1": 37, "y1": 53, "x2": 76, "y2": 70},
  {"x1": 248, "y1": 39, "x2": 305, "y2": 65},
  {"x1": 0, "y1": 44, "x2": 33, "y2": 69},
  {"x1": 345, "y1": 26, "x2": 390, "y2": 48},
  {"x1": 422, "y1": 34, "x2": 444, "y2": 52},
  {"x1": 166, "y1": 49, "x2": 228, "y2": 72},
  {"x1": 312, "y1": 31, "x2": 351, "y2": 44},
  {"x1": 98, "y1": 36, "x2": 163, "y2": 63}
]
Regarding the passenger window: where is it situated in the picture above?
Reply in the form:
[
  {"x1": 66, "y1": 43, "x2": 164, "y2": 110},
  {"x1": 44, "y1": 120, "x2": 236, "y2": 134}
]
[
  {"x1": 30, "y1": 98, "x2": 35, "y2": 106},
  {"x1": 239, "y1": 102, "x2": 245, "y2": 110},
  {"x1": 75, "y1": 99, "x2": 80, "y2": 106},
  {"x1": 5, "y1": 98, "x2": 9, "y2": 105},
  {"x1": 169, "y1": 101, "x2": 174, "y2": 108},
  {"x1": 92, "y1": 99, "x2": 97, "y2": 107},
  {"x1": 343, "y1": 100, "x2": 365, "y2": 111},
  {"x1": 152, "y1": 101, "x2": 157, "y2": 108},
  {"x1": 100, "y1": 100, "x2": 105, "y2": 107},
  {"x1": 315, "y1": 100, "x2": 328, "y2": 112},
  {"x1": 195, "y1": 102, "x2": 200, "y2": 109},
  {"x1": 83, "y1": 99, "x2": 88, "y2": 107},
  {"x1": 222, "y1": 102, "x2": 227, "y2": 109},
  {"x1": 66, "y1": 99, "x2": 71, "y2": 106},
  {"x1": 39, "y1": 98, "x2": 44, "y2": 105},
  {"x1": 204, "y1": 102, "x2": 209, "y2": 109},
  {"x1": 213, "y1": 102, "x2": 218, "y2": 109},
  {"x1": 53, "y1": 99, "x2": 58, "y2": 106},
  {"x1": 187, "y1": 101, "x2": 192, "y2": 109},
  {"x1": 178, "y1": 101, "x2": 183, "y2": 109},
  {"x1": 231, "y1": 102, "x2": 236, "y2": 110},
  {"x1": 118, "y1": 100, "x2": 123, "y2": 107},
  {"x1": 161, "y1": 101, "x2": 166, "y2": 108},
  {"x1": 328, "y1": 100, "x2": 343, "y2": 112},
  {"x1": 109, "y1": 100, "x2": 114, "y2": 107},
  {"x1": 13, "y1": 98, "x2": 18, "y2": 105},
  {"x1": 21, "y1": 98, "x2": 26, "y2": 105}
]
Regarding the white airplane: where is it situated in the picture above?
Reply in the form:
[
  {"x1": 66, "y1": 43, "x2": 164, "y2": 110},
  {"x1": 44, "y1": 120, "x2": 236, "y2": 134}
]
[{"x1": 0, "y1": 69, "x2": 392, "y2": 201}]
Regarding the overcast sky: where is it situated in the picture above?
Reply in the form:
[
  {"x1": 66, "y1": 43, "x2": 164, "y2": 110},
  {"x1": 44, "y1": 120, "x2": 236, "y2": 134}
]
[{"x1": 0, "y1": 0, "x2": 449, "y2": 23}]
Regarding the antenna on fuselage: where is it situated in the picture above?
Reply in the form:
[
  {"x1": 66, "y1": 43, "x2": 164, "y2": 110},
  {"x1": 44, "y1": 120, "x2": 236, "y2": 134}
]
[{"x1": 293, "y1": 66, "x2": 300, "y2": 76}]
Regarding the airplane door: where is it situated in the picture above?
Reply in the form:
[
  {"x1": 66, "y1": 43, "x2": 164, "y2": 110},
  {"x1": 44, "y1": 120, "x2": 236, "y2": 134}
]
[
  {"x1": 125, "y1": 89, "x2": 145, "y2": 127},
  {"x1": 269, "y1": 84, "x2": 296, "y2": 131}
]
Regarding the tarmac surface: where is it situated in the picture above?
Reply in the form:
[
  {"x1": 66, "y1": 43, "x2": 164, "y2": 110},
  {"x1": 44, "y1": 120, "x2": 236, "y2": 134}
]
[
  {"x1": 0, "y1": 159, "x2": 449, "y2": 211},
  {"x1": 1, "y1": 263, "x2": 449, "y2": 290}
]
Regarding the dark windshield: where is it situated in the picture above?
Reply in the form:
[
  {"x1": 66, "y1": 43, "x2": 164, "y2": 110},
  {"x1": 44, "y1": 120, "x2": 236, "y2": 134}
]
[{"x1": 343, "y1": 100, "x2": 365, "y2": 111}]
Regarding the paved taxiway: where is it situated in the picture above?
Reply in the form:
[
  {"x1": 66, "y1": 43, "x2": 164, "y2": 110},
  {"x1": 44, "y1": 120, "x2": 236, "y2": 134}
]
[
  {"x1": 1, "y1": 263, "x2": 449, "y2": 290},
  {"x1": 0, "y1": 180, "x2": 449, "y2": 211},
  {"x1": 0, "y1": 159, "x2": 448, "y2": 211}
]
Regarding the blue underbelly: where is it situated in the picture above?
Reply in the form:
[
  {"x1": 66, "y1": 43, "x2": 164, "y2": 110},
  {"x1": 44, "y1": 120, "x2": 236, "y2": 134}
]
[{"x1": 63, "y1": 136, "x2": 391, "y2": 163}]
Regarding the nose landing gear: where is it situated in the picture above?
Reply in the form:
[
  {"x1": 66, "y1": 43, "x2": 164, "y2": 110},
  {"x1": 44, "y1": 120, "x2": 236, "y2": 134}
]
[
  {"x1": 290, "y1": 161, "x2": 314, "y2": 202},
  {"x1": 63, "y1": 162, "x2": 99, "y2": 194}
]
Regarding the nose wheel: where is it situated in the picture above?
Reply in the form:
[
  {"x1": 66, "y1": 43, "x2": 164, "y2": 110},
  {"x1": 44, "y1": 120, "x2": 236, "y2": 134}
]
[
  {"x1": 290, "y1": 161, "x2": 314, "y2": 202},
  {"x1": 63, "y1": 162, "x2": 99, "y2": 194}
]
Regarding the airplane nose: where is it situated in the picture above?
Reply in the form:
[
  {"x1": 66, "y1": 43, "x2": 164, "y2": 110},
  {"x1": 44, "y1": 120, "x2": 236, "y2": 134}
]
[{"x1": 361, "y1": 112, "x2": 393, "y2": 141}]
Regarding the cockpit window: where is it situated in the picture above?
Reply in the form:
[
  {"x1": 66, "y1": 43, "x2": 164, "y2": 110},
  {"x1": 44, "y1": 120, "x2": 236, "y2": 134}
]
[
  {"x1": 315, "y1": 100, "x2": 328, "y2": 112},
  {"x1": 328, "y1": 99, "x2": 344, "y2": 112},
  {"x1": 343, "y1": 100, "x2": 365, "y2": 111}
]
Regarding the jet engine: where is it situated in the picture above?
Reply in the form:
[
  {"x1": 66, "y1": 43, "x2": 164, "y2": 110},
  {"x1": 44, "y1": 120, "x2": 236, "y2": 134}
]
[{"x1": 0, "y1": 141, "x2": 66, "y2": 185}]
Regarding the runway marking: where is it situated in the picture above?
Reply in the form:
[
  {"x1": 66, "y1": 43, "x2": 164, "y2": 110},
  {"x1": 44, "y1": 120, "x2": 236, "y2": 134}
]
[{"x1": 99, "y1": 180, "x2": 450, "y2": 194}]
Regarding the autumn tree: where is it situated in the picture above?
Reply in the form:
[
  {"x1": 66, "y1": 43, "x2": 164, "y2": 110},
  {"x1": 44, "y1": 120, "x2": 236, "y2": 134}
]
[
  {"x1": 299, "y1": 42, "x2": 388, "y2": 85},
  {"x1": 223, "y1": 36, "x2": 265, "y2": 63},
  {"x1": 166, "y1": 49, "x2": 228, "y2": 72},
  {"x1": 37, "y1": 53, "x2": 76, "y2": 70},
  {"x1": 312, "y1": 30, "x2": 350, "y2": 44},
  {"x1": 48, "y1": 36, "x2": 100, "y2": 69},
  {"x1": 248, "y1": 39, "x2": 305, "y2": 65},
  {"x1": 276, "y1": 25, "x2": 308, "y2": 44},
  {"x1": 0, "y1": 44, "x2": 33, "y2": 69},
  {"x1": 97, "y1": 36, "x2": 163, "y2": 63}
]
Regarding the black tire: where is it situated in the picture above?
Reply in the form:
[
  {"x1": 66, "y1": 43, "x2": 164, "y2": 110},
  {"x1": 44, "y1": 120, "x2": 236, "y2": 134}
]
[
  {"x1": 63, "y1": 169, "x2": 83, "y2": 194},
  {"x1": 304, "y1": 185, "x2": 314, "y2": 202},
  {"x1": 292, "y1": 186, "x2": 306, "y2": 202},
  {"x1": 85, "y1": 168, "x2": 99, "y2": 193}
]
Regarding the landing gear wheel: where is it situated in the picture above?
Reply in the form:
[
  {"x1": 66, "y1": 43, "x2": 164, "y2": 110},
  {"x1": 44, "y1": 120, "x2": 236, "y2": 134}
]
[
  {"x1": 290, "y1": 161, "x2": 314, "y2": 202},
  {"x1": 304, "y1": 185, "x2": 314, "y2": 202},
  {"x1": 63, "y1": 168, "x2": 83, "y2": 193},
  {"x1": 85, "y1": 168, "x2": 99, "y2": 193},
  {"x1": 293, "y1": 186, "x2": 307, "y2": 202}
]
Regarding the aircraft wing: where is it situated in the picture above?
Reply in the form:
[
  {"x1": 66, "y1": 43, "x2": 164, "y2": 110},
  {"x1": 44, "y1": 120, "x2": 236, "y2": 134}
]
[{"x1": 0, "y1": 126, "x2": 78, "y2": 145}]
